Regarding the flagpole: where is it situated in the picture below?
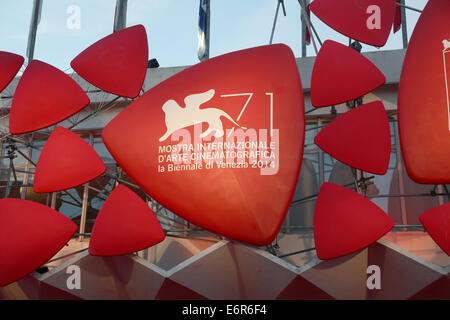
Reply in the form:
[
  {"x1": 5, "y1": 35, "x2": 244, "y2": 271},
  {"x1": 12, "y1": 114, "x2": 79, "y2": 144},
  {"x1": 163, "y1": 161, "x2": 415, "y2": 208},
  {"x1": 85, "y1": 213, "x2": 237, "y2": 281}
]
[
  {"x1": 198, "y1": 0, "x2": 210, "y2": 61},
  {"x1": 205, "y1": 0, "x2": 210, "y2": 60},
  {"x1": 301, "y1": 0, "x2": 310, "y2": 57},
  {"x1": 113, "y1": 0, "x2": 128, "y2": 32},
  {"x1": 26, "y1": 0, "x2": 43, "y2": 63},
  {"x1": 298, "y1": 0, "x2": 318, "y2": 55},
  {"x1": 399, "y1": 0, "x2": 408, "y2": 49},
  {"x1": 269, "y1": 0, "x2": 281, "y2": 45}
]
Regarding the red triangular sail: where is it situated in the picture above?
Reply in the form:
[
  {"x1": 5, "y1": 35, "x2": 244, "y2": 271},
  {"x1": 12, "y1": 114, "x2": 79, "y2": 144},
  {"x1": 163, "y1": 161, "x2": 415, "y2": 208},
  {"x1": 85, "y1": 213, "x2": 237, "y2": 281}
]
[
  {"x1": 9, "y1": 60, "x2": 90, "y2": 135},
  {"x1": 314, "y1": 183, "x2": 394, "y2": 260},
  {"x1": 420, "y1": 204, "x2": 449, "y2": 256},
  {"x1": 71, "y1": 25, "x2": 148, "y2": 98},
  {"x1": 102, "y1": 44, "x2": 305, "y2": 246},
  {"x1": 0, "y1": 51, "x2": 24, "y2": 93},
  {"x1": 0, "y1": 198, "x2": 77, "y2": 286},
  {"x1": 89, "y1": 185, "x2": 165, "y2": 256},
  {"x1": 33, "y1": 126, "x2": 106, "y2": 193},
  {"x1": 311, "y1": 40, "x2": 386, "y2": 108},
  {"x1": 310, "y1": 0, "x2": 397, "y2": 47},
  {"x1": 314, "y1": 101, "x2": 391, "y2": 175}
]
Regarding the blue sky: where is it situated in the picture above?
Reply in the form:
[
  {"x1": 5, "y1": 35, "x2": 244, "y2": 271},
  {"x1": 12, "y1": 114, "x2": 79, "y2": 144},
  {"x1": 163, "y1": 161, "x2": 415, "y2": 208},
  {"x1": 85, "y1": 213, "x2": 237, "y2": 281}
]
[{"x1": 0, "y1": 0, "x2": 428, "y2": 71}]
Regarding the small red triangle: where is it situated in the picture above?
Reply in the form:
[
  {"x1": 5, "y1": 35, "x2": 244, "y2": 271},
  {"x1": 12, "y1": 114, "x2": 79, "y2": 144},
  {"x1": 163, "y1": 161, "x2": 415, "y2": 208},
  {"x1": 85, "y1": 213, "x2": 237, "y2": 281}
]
[
  {"x1": 0, "y1": 198, "x2": 77, "y2": 287},
  {"x1": 420, "y1": 204, "x2": 450, "y2": 256},
  {"x1": 9, "y1": 60, "x2": 90, "y2": 135},
  {"x1": 314, "y1": 183, "x2": 394, "y2": 260},
  {"x1": 71, "y1": 25, "x2": 148, "y2": 99},
  {"x1": 310, "y1": 0, "x2": 397, "y2": 47},
  {"x1": 33, "y1": 126, "x2": 106, "y2": 193},
  {"x1": 0, "y1": 51, "x2": 24, "y2": 93},
  {"x1": 311, "y1": 40, "x2": 386, "y2": 108},
  {"x1": 314, "y1": 101, "x2": 391, "y2": 175},
  {"x1": 89, "y1": 185, "x2": 165, "y2": 256}
]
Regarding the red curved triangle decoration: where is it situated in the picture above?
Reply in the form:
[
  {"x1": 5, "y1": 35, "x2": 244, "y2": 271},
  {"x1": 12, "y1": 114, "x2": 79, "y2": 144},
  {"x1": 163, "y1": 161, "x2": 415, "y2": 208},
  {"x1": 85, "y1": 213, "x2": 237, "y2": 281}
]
[
  {"x1": 71, "y1": 24, "x2": 148, "y2": 99},
  {"x1": 314, "y1": 183, "x2": 394, "y2": 260},
  {"x1": 0, "y1": 198, "x2": 77, "y2": 287},
  {"x1": 102, "y1": 44, "x2": 305, "y2": 246},
  {"x1": 33, "y1": 126, "x2": 106, "y2": 193},
  {"x1": 89, "y1": 185, "x2": 165, "y2": 256},
  {"x1": 9, "y1": 60, "x2": 90, "y2": 135},
  {"x1": 314, "y1": 101, "x2": 391, "y2": 175},
  {"x1": 0, "y1": 51, "x2": 24, "y2": 93},
  {"x1": 310, "y1": 40, "x2": 386, "y2": 108},
  {"x1": 309, "y1": 0, "x2": 397, "y2": 47},
  {"x1": 398, "y1": 0, "x2": 450, "y2": 184},
  {"x1": 420, "y1": 204, "x2": 449, "y2": 256}
]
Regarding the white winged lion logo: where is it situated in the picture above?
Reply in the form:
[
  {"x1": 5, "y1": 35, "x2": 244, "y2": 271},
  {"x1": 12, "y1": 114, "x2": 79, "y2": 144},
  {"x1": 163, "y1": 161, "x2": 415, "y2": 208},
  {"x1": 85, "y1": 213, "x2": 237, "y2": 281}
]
[{"x1": 159, "y1": 89, "x2": 246, "y2": 142}]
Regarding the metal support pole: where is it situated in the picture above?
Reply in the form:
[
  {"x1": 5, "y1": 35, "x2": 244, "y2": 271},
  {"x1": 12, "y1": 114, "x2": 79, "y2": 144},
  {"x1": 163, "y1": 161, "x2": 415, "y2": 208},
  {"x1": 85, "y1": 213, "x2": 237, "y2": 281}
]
[
  {"x1": 269, "y1": 0, "x2": 281, "y2": 45},
  {"x1": 15, "y1": 148, "x2": 37, "y2": 167},
  {"x1": 50, "y1": 192, "x2": 57, "y2": 209},
  {"x1": 297, "y1": 0, "x2": 319, "y2": 55},
  {"x1": 26, "y1": 0, "x2": 43, "y2": 62},
  {"x1": 4, "y1": 159, "x2": 13, "y2": 198},
  {"x1": 68, "y1": 96, "x2": 121, "y2": 130},
  {"x1": 205, "y1": 0, "x2": 210, "y2": 60},
  {"x1": 400, "y1": 0, "x2": 408, "y2": 49},
  {"x1": 78, "y1": 133, "x2": 93, "y2": 241},
  {"x1": 396, "y1": 2, "x2": 422, "y2": 14},
  {"x1": 278, "y1": 247, "x2": 316, "y2": 259},
  {"x1": 394, "y1": 122, "x2": 408, "y2": 225},
  {"x1": 317, "y1": 119, "x2": 325, "y2": 186},
  {"x1": 21, "y1": 138, "x2": 33, "y2": 199},
  {"x1": 436, "y1": 185, "x2": 445, "y2": 206},
  {"x1": 113, "y1": 0, "x2": 128, "y2": 32}
]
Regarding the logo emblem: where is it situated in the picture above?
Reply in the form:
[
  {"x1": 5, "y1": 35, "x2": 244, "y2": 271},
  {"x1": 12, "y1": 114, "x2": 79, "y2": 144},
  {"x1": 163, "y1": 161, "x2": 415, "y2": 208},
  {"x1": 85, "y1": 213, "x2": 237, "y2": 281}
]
[{"x1": 159, "y1": 89, "x2": 246, "y2": 142}]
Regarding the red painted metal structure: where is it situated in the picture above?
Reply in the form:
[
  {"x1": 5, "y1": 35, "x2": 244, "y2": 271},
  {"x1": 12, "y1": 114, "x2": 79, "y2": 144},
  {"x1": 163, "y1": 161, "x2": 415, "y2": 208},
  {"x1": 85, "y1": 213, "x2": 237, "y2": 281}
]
[
  {"x1": 310, "y1": 40, "x2": 386, "y2": 108},
  {"x1": 33, "y1": 126, "x2": 106, "y2": 193},
  {"x1": 9, "y1": 60, "x2": 90, "y2": 135},
  {"x1": 89, "y1": 185, "x2": 165, "y2": 256}
]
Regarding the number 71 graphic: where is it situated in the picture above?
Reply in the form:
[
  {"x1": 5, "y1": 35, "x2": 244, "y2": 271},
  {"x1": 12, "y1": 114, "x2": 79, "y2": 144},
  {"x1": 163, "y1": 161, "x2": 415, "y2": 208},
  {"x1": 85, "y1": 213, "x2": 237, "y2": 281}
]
[{"x1": 219, "y1": 92, "x2": 274, "y2": 137}]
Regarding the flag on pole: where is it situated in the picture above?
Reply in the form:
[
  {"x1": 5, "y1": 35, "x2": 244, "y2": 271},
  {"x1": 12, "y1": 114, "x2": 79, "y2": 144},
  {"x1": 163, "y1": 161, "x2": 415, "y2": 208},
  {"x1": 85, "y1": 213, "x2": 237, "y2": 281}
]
[
  {"x1": 306, "y1": 3, "x2": 311, "y2": 45},
  {"x1": 198, "y1": 0, "x2": 210, "y2": 61},
  {"x1": 393, "y1": 0, "x2": 402, "y2": 33}
]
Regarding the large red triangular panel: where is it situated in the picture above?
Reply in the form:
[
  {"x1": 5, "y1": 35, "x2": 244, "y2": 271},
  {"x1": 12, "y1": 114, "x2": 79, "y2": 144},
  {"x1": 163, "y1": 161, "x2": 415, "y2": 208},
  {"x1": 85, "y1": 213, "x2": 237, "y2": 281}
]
[
  {"x1": 397, "y1": 0, "x2": 450, "y2": 184},
  {"x1": 314, "y1": 183, "x2": 394, "y2": 260},
  {"x1": 33, "y1": 126, "x2": 106, "y2": 193},
  {"x1": 310, "y1": 40, "x2": 386, "y2": 108},
  {"x1": 314, "y1": 101, "x2": 391, "y2": 175},
  {"x1": 71, "y1": 25, "x2": 148, "y2": 99},
  {"x1": 89, "y1": 185, "x2": 165, "y2": 256},
  {"x1": 309, "y1": 0, "x2": 397, "y2": 47},
  {"x1": 9, "y1": 60, "x2": 90, "y2": 135},
  {"x1": 0, "y1": 198, "x2": 77, "y2": 286},
  {"x1": 419, "y1": 204, "x2": 449, "y2": 256},
  {"x1": 101, "y1": 44, "x2": 304, "y2": 246},
  {"x1": 0, "y1": 51, "x2": 24, "y2": 93}
]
